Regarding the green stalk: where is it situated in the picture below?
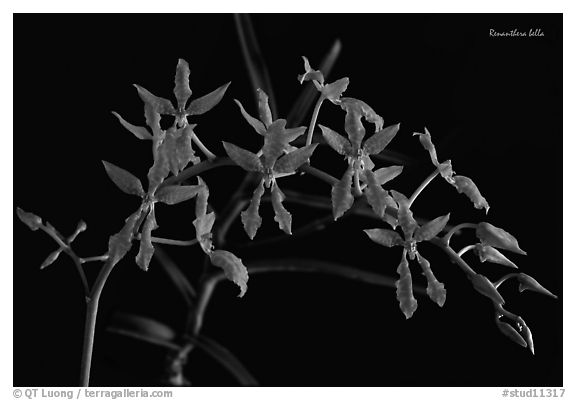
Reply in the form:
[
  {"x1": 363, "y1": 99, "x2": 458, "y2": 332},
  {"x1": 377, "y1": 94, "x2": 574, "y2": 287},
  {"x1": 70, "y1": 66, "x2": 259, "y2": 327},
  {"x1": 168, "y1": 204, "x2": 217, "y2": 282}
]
[{"x1": 305, "y1": 95, "x2": 325, "y2": 147}]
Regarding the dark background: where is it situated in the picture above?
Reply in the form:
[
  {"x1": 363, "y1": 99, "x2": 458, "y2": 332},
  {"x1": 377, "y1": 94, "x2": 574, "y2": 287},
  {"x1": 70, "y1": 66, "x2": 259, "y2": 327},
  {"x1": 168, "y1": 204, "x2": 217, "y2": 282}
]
[{"x1": 14, "y1": 14, "x2": 562, "y2": 386}]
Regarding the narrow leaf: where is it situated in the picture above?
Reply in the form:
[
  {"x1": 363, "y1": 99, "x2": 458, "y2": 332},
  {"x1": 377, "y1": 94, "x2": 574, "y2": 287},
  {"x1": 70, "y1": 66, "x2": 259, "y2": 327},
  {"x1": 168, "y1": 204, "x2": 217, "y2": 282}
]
[
  {"x1": 416, "y1": 252, "x2": 446, "y2": 307},
  {"x1": 364, "y1": 228, "x2": 403, "y2": 247},
  {"x1": 136, "y1": 208, "x2": 158, "y2": 271},
  {"x1": 496, "y1": 320, "x2": 527, "y2": 348},
  {"x1": 193, "y1": 212, "x2": 215, "y2": 254},
  {"x1": 16, "y1": 207, "x2": 42, "y2": 231},
  {"x1": 396, "y1": 251, "x2": 418, "y2": 319},
  {"x1": 476, "y1": 222, "x2": 526, "y2": 255},
  {"x1": 363, "y1": 123, "x2": 401, "y2": 155},
  {"x1": 271, "y1": 183, "x2": 292, "y2": 234},
  {"x1": 256, "y1": 88, "x2": 273, "y2": 128},
  {"x1": 154, "y1": 246, "x2": 196, "y2": 306},
  {"x1": 373, "y1": 165, "x2": 403, "y2": 185},
  {"x1": 363, "y1": 169, "x2": 388, "y2": 218},
  {"x1": 274, "y1": 143, "x2": 318, "y2": 174},
  {"x1": 186, "y1": 81, "x2": 231, "y2": 116},
  {"x1": 155, "y1": 184, "x2": 202, "y2": 205},
  {"x1": 413, "y1": 127, "x2": 439, "y2": 166},
  {"x1": 469, "y1": 274, "x2": 505, "y2": 305},
  {"x1": 474, "y1": 244, "x2": 518, "y2": 269},
  {"x1": 297, "y1": 56, "x2": 324, "y2": 85},
  {"x1": 241, "y1": 179, "x2": 266, "y2": 240},
  {"x1": 110, "y1": 312, "x2": 176, "y2": 343},
  {"x1": 234, "y1": 13, "x2": 277, "y2": 119},
  {"x1": 222, "y1": 142, "x2": 263, "y2": 172},
  {"x1": 111, "y1": 111, "x2": 153, "y2": 140},
  {"x1": 319, "y1": 125, "x2": 352, "y2": 156},
  {"x1": 174, "y1": 59, "x2": 192, "y2": 110},
  {"x1": 331, "y1": 164, "x2": 354, "y2": 220},
  {"x1": 133, "y1": 84, "x2": 175, "y2": 115},
  {"x1": 322, "y1": 77, "x2": 349, "y2": 104},
  {"x1": 234, "y1": 99, "x2": 266, "y2": 135},
  {"x1": 102, "y1": 161, "x2": 145, "y2": 197},
  {"x1": 516, "y1": 273, "x2": 558, "y2": 299},
  {"x1": 209, "y1": 250, "x2": 249, "y2": 297},
  {"x1": 190, "y1": 335, "x2": 258, "y2": 386},
  {"x1": 414, "y1": 213, "x2": 450, "y2": 242},
  {"x1": 453, "y1": 175, "x2": 490, "y2": 213}
]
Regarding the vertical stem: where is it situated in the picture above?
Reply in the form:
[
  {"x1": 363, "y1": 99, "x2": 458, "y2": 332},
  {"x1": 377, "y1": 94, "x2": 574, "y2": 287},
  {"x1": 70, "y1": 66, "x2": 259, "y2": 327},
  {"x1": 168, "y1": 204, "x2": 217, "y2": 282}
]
[
  {"x1": 79, "y1": 258, "x2": 116, "y2": 386},
  {"x1": 305, "y1": 95, "x2": 325, "y2": 146}
]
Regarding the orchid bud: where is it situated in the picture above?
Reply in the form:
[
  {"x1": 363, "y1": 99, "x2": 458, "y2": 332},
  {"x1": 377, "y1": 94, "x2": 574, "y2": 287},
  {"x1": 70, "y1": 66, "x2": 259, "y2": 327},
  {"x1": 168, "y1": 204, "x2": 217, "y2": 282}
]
[{"x1": 476, "y1": 222, "x2": 526, "y2": 255}]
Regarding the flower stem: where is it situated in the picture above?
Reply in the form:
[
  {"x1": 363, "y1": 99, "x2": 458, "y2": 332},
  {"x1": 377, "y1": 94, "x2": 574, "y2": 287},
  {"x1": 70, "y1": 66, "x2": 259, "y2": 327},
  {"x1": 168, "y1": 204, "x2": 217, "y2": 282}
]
[
  {"x1": 430, "y1": 237, "x2": 476, "y2": 278},
  {"x1": 190, "y1": 132, "x2": 217, "y2": 160},
  {"x1": 135, "y1": 235, "x2": 198, "y2": 247},
  {"x1": 407, "y1": 168, "x2": 440, "y2": 208},
  {"x1": 305, "y1": 95, "x2": 325, "y2": 147},
  {"x1": 80, "y1": 255, "x2": 109, "y2": 263},
  {"x1": 443, "y1": 223, "x2": 478, "y2": 247},
  {"x1": 457, "y1": 244, "x2": 476, "y2": 257}
]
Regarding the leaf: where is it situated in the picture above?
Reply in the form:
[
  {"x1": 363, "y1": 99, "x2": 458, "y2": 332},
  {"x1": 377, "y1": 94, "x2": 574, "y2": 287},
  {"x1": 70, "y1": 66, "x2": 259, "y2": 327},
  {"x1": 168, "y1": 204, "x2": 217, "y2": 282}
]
[
  {"x1": 234, "y1": 99, "x2": 266, "y2": 135},
  {"x1": 322, "y1": 77, "x2": 349, "y2": 104},
  {"x1": 373, "y1": 166, "x2": 404, "y2": 185},
  {"x1": 363, "y1": 169, "x2": 388, "y2": 218},
  {"x1": 414, "y1": 213, "x2": 450, "y2": 242},
  {"x1": 102, "y1": 161, "x2": 145, "y2": 197},
  {"x1": 241, "y1": 179, "x2": 266, "y2": 240},
  {"x1": 516, "y1": 273, "x2": 558, "y2": 299},
  {"x1": 363, "y1": 123, "x2": 401, "y2": 155},
  {"x1": 364, "y1": 228, "x2": 403, "y2": 247},
  {"x1": 396, "y1": 251, "x2": 418, "y2": 319},
  {"x1": 413, "y1": 127, "x2": 439, "y2": 166},
  {"x1": 274, "y1": 143, "x2": 318, "y2": 174},
  {"x1": 416, "y1": 252, "x2": 446, "y2": 307},
  {"x1": 174, "y1": 58, "x2": 192, "y2": 110},
  {"x1": 476, "y1": 222, "x2": 526, "y2": 255},
  {"x1": 331, "y1": 164, "x2": 354, "y2": 220},
  {"x1": 209, "y1": 250, "x2": 249, "y2": 297},
  {"x1": 195, "y1": 178, "x2": 210, "y2": 218},
  {"x1": 256, "y1": 88, "x2": 273, "y2": 128},
  {"x1": 469, "y1": 274, "x2": 505, "y2": 305},
  {"x1": 297, "y1": 56, "x2": 324, "y2": 85},
  {"x1": 222, "y1": 142, "x2": 263, "y2": 172},
  {"x1": 474, "y1": 244, "x2": 518, "y2": 269},
  {"x1": 111, "y1": 111, "x2": 153, "y2": 140},
  {"x1": 136, "y1": 208, "x2": 158, "y2": 271},
  {"x1": 189, "y1": 335, "x2": 258, "y2": 386},
  {"x1": 107, "y1": 208, "x2": 145, "y2": 267},
  {"x1": 453, "y1": 175, "x2": 490, "y2": 213},
  {"x1": 193, "y1": 212, "x2": 215, "y2": 254},
  {"x1": 153, "y1": 246, "x2": 196, "y2": 307},
  {"x1": 319, "y1": 125, "x2": 352, "y2": 156},
  {"x1": 16, "y1": 207, "x2": 42, "y2": 231},
  {"x1": 133, "y1": 84, "x2": 175, "y2": 115},
  {"x1": 271, "y1": 183, "x2": 292, "y2": 235},
  {"x1": 496, "y1": 320, "x2": 527, "y2": 348},
  {"x1": 155, "y1": 184, "x2": 202, "y2": 205},
  {"x1": 186, "y1": 81, "x2": 231, "y2": 116},
  {"x1": 390, "y1": 190, "x2": 418, "y2": 239},
  {"x1": 40, "y1": 249, "x2": 62, "y2": 270}
]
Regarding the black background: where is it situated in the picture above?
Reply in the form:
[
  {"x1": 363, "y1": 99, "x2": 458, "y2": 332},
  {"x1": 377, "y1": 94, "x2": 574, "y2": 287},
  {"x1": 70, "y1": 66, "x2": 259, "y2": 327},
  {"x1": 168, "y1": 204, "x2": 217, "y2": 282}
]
[{"x1": 14, "y1": 14, "x2": 562, "y2": 386}]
